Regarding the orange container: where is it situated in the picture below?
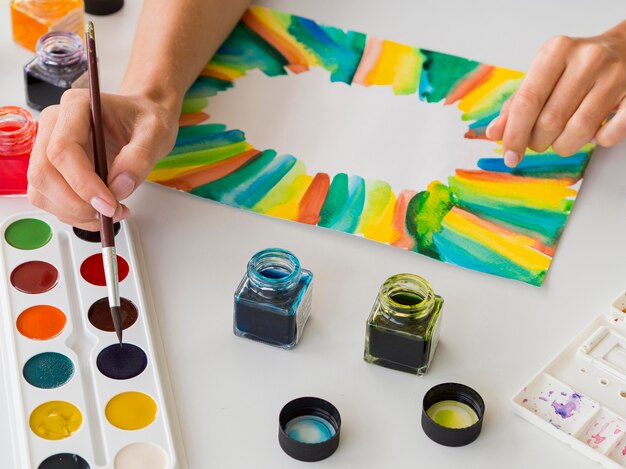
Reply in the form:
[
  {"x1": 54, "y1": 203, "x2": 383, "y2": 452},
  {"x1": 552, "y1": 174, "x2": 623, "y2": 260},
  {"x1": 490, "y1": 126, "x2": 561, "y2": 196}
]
[{"x1": 10, "y1": 0, "x2": 85, "y2": 52}]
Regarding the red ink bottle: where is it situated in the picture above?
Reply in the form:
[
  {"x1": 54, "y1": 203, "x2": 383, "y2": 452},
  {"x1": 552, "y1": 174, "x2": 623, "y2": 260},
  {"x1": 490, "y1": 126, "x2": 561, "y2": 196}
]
[{"x1": 0, "y1": 106, "x2": 37, "y2": 196}]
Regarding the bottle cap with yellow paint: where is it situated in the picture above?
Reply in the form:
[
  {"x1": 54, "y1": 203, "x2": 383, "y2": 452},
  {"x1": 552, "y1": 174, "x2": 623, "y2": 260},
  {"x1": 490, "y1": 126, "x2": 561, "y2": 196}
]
[{"x1": 421, "y1": 382, "x2": 485, "y2": 447}]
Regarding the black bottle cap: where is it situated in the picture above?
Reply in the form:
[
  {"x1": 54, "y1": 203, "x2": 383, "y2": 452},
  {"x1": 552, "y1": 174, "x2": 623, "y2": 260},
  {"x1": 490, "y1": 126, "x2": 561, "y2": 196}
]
[
  {"x1": 421, "y1": 382, "x2": 485, "y2": 447},
  {"x1": 85, "y1": 0, "x2": 124, "y2": 15},
  {"x1": 278, "y1": 397, "x2": 341, "y2": 462}
]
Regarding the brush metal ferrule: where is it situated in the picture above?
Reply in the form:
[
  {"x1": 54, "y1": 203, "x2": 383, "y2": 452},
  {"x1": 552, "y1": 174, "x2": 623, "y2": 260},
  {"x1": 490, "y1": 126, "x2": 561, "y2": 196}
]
[{"x1": 102, "y1": 247, "x2": 120, "y2": 308}]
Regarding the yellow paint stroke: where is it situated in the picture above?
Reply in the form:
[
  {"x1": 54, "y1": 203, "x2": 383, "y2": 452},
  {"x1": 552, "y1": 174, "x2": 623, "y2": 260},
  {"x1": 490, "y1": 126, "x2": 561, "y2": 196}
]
[
  {"x1": 29, "y1": 401, "x2": 82, "y2": 440},
  {"x1": 451, "y1": 172, "x2": 576, "y2": 210},
  {"x1": 260, "y1": 174, "x2": 314, "y2": 219},
  {"x1": 458, "y1": 68, "x2": 523, "y2": 114},
  {"x1": 356, "y1": 40, "x2": 423, "y2": 94},
  {"x1": 442, "y1": 208, "x2": 551, "y2": 271},
  {"x1": 357, "y1": 180, "x2": 398, "y2": 242}
]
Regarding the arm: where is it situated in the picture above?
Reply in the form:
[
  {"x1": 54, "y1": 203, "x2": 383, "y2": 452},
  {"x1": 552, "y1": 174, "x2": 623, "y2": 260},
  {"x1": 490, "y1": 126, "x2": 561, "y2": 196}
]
[
  {"x1": 28, "y1": 0, "x2": 250, "y2": 230},
  {"x1": 486, "y1": 19, "x2": 626, "y2": 167}
]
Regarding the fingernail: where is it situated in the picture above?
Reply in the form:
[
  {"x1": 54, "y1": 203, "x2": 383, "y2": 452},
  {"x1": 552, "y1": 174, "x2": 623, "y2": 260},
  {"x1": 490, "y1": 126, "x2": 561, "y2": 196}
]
[
  {"x1": 110, "y1": 172, "x2": 136, "y2": 200},
  {"x1": 504, "y1": 150, "x2": 521, "y2": 168},
  {"x1": 90, "y1": 196, "x2": 116, "y2": 217}
]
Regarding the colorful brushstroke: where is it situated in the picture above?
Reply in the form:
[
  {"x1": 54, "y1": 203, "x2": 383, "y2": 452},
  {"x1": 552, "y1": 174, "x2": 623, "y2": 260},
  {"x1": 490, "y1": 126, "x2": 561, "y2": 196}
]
[{"x1": 148, "y1": 6, "x2": 594, "y2": 286}]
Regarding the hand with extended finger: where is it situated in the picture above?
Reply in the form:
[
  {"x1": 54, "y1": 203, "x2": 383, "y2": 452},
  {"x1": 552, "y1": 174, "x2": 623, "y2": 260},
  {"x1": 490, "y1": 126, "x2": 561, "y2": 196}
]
[{"x1": 486, "y1": 20, "x2": 626, "y2": 167}]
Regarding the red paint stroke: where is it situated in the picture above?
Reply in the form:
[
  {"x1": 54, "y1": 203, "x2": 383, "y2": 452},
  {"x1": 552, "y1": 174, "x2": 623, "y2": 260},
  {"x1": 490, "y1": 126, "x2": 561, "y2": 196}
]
[
  {"x1": 156, "y1": 149, "x2": 261, "y2": 191},
  {"x1": 464, "y1": 129, "x2": 490, "y2": 139},
  {"x1": 445, "y1": 64, "x2": 495, "y2": 105},
  {"x1": 179, "y1": 112, "x2": 210, "y2": 127},
  {"x1": 242, "y1": 10, "x2": 309, "y2": 74},
  {"x1": 297, "y1": 173, "x2": 330, "y2": 225},
  {"x1": 455, "y1": 169, "x2": 574, "y2": 185},
  {"x1": 391, "y1": 189, "x2": 417, "y2": 249}
]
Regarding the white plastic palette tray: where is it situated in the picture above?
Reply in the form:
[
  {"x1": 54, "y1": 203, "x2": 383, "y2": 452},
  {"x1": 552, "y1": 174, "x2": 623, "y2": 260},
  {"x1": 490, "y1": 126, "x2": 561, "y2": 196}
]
[
  {"x1": 513, "y1": 293, "x2": 626, "y2": 468},
  {"x1": 0, "y1": 212, "x2": 184, "y2": 468}
]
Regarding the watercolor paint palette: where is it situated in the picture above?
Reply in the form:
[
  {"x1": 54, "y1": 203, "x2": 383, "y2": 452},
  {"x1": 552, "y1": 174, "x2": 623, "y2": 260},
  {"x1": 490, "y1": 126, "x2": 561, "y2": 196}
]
[
  {"x1": 0, "y1": 212, "x2": 182, "y2": 468},
  {"x1": 513, "y1": 295, "x2": 626, "y2": 468}
]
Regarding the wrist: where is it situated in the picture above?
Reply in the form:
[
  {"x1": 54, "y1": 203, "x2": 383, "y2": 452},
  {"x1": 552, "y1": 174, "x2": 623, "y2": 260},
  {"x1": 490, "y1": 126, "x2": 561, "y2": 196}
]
[{"x1": 118, "y1": 77, "x2": 184, "y2": 117}]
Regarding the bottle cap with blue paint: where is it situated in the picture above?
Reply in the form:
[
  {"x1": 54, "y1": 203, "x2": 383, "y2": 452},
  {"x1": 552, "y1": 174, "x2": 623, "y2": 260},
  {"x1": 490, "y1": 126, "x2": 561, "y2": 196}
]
[{"x1": 278, "y1": 397, "x2": 341, "y2": 462}]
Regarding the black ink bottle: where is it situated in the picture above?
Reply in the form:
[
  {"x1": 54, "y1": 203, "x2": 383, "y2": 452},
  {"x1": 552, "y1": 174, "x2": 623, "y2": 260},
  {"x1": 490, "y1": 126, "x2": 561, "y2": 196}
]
[
  {"x1": 364, "y1": 274, "x2": 443, "y2": 375},
  {"x1": 24, "y1": 31, "x2": 87, "y2": 111}
]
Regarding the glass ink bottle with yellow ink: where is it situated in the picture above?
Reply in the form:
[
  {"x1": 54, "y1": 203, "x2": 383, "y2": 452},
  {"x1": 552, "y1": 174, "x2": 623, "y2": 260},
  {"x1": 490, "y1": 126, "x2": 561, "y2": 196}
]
[
  {"x1": 11, "y1": 0, "x2": 85, "y2": 52},
  {"x1": 234, "y1": 248, "x2": 313, "y2": 349},
  {"x1": 364, "y1": 274, "x2": 443, "y2": 375}
]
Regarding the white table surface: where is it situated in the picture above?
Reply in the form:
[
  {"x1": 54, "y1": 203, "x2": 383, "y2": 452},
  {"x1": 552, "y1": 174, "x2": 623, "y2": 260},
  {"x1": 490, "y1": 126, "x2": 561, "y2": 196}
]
[{"x1": 1, "y1": 1, "x2": 626, "y2": 468}]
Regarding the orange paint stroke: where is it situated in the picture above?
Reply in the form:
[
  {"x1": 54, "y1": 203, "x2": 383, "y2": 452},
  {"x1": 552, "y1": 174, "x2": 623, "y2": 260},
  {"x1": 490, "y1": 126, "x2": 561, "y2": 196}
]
[
  {"x1": 297, "y1": 173, "x2": 330, "y2": 225},
  {"x1": 455, "y1": 169, "x2": 574, "y2": 185},
  {"x1": 154, "y1": 150, "x2": 261, "y2": 191},
  {"x1": 201, "y1": 68, "x2": 236, "y2": 82},
  {"x1": 391, "y1": 189, "x2": 417, "y2": 249},
  {"x1": 464, "y1": 129, "x2": 490, "y2": 139},
  {"x1": 179, "y1": 112, "x2": 209, "y2": 127},
  {"x1": 352, "y1": 36, "x2": 384, "y2": 86},
  {"x1": 446, "y1": 65, "x2": 495, "y2": 105},
  {"x1": 448, "y1": 207, "x2": 553, "y2": 257},
  {"x1": 242, "y1": 10, "x2": 309, "y2": 73}
]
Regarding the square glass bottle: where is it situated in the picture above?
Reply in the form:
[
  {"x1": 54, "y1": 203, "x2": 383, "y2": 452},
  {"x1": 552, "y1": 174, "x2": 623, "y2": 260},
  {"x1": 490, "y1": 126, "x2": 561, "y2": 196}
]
[
  {"x1": 234, "y1": 248, "x2": 313, "y2": 349},
  {"x1": 11, "y1": 0, "x2": 85, "y2": 52},
  {"x1": 364, "y1": 274, "x2": 443, "y2": 375},
  {"x1": 24, "y1": 31, "x2": 88, "y2": 111}
]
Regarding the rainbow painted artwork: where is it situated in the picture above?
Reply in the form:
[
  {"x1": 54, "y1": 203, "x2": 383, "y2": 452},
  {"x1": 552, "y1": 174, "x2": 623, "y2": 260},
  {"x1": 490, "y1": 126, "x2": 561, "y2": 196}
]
[{"x1": 148, "y1": 6, "x2": 594, "y2": 286}]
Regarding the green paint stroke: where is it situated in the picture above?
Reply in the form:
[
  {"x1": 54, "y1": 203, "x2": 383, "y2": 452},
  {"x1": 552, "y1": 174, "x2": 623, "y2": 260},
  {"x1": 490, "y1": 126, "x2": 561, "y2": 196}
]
[
  {"x1": 182, "y1": 97, "x2": 209, "y2": 114},
  {"x1": 186, "y1": 76, "x2": 234, "y2": 99},
  {"x1": 234, "y1": 154, "x2": 297, "y2": 208},
  {"x1": 155, "y1": 142, "x2": 251, "y2": 170},
  {"x1": 212, "y1": 22, "x2": 288, "y2": 77},
  {"x1": 406, "y1": 182, "x2": 453, "y2": 258},
  {"x1": 318, "y1": 174, "x2": 366, "y2": 232},
  {"x1": 319, "y1": 173, "x2": 349, "y2": 228},
  {"x1": 287, "y1": 15, "x2": 366, "y2": 84},
  {"x1": 420, "y1": 50, "x2": 480, "y2": 103},
  {"x1": 190, "y1": 150, "x2": 276, "y2": 203},
  {"x1": 176, "y1": 124, "x2": 227, "y2": 142}
]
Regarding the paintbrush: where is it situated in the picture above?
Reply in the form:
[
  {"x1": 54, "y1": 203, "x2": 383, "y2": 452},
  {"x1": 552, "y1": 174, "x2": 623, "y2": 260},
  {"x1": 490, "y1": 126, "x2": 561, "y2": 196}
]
[{"x1": 86, "y1": 21, "x2": 123, "y2": 345}]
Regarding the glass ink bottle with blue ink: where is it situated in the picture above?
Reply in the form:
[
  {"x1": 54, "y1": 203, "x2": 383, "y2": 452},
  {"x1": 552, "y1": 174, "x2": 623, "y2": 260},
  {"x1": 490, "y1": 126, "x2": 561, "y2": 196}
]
[
  {"x1": 234, "y1": 248, "x2": 313, "y2": 349},
  {"x1": 364, "y1": 274, "x2": 443, "y2": 375}
]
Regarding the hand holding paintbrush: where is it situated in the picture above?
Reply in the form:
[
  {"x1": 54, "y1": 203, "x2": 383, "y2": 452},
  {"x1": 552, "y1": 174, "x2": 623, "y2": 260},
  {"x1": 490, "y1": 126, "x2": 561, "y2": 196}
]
[{"x1": 86, "y1": 22, "x2": 123, "y2": 345}]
